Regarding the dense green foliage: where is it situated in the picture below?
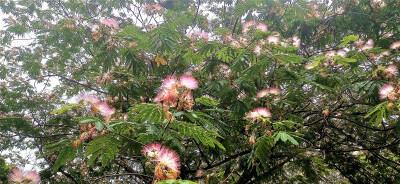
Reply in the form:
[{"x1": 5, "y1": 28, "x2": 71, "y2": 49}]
[{"x1": 1, "y1": 0, "x2": 400, "y2": 183}]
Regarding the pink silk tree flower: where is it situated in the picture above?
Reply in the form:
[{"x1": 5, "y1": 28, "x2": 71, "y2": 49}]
[
  {"x1": 390, "y1": 41, "x2": 400, "y2": 49},
  {"x1": 256, "y1": 22, "x2": 268, "y2": 32},
  {"x1": 242, "y1": 21, "x2": 255, "y2": 33},
  {"x1": 384, "y1": 65, "x2": 398, "y2": 77},
  {"x1": 8, "y1": 168, "x2": 25, "y2": 183},
  {"x1": 257, "y1": 87, "x2": 281, "y2": 98},
  {"x1": 154, "y1": 146, "x2": 181, "y2": 180},
  {"x1": 90, "y1": 24, "x2": 99, "y2": 32},
  {"x1": 378, "y1": 51, "x2": 391, "y2": 57},
  {"x1": 179, "y1": 75, "x2": 198, "y2": 90},
  {"x1": 142, "y1": 143, "x2": 163, "y2": 158},
  {"x1": 161, "y1": 75, "x2": 178, "y2": 89},
  {"x1": 325, "y1": 50, "x2": 336, "y2": 58},
  {"x1": 359, "y1": 39, "x2": 374, "y2": 51},
  {"x1": 379, "y1": 84, "x2": 395, "y2": 100},
  {"x1": 253, "y1": 44, "x2": 261, "y2": 57},
  {"x1": 76, "y1": 94, "x2": 101, "y2": 105},
  {"x1": 157, "y1": 147, "x2": 181, "y2": 171},
  {"x1": 246, "y1": 107, "x2": 272, "y2": 120},
  {"x1": 153, "y1": 4, "x2": 163, "y2": 10},
  {"x1": 337, "y1": 50, "x2": 347, "y2": 57},
  {"x1": 162, "y1": 89, "x2": 179, "y2": 107},
  {"x1": 24, "y1": 171, "x2": 41, "y2": 184},
  {"x1": 96, "y1": 102, "x2": 115, "y2": 122},
  {"x1": 292, "y1": 36, "x2": 301, "y2": 47},
  {"x1": 266, "y1": 35, "x2": 279, "y2": 45},
  {"x1": 101, "y1": 18, "x2": 119, "y2": 29},
  {"x1": 153, "y1": 88, "x2": 179, "y2": 107}
]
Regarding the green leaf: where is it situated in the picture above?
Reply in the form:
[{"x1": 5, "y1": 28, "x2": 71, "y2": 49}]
[
  {"x1": 95, "y1": 121, "x2": 104, "y2": 131},
  {"x1": 195, "y1": 96, "x2": 220, "y2": 106},
  {"x1": 255, "y1": 135, "x2": 274, "y2": 169},
  {"x1": 53, "y1": 146, "x2": 75, "y2": 171},
  {"x1": 274, "y1": 131, "x2": 299, "y2": 145},
  {"x1": 51, "y1": 104, "x2": 82, "y2": 114},
  {"x1": 85, "y1": 134, "x2": 122, "y2": 167},
  {"x1": 339, "y1": 35, "x2": 359, "y2": 47}
]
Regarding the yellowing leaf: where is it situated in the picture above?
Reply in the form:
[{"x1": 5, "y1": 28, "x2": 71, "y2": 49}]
[{"x1": 155, "y1": 56, "x2": 166, "y2": 66}]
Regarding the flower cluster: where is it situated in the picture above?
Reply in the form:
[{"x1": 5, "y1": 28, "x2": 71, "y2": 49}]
[
  {"x1": 379, "y1": 84, "x2": 398, "y2": 101},
  {"x1": 144, "y1": 4, "x2": 163, "y2": 14},
  {"x1": 257, "y1": 87, "x2": 281, "y2": 99},
  {"x1": 73, "y1": 94, "x2": 115, "y2": 148},
  {"x1": 355, "y1": 38, "x2": 374, "y2": 51},
  {"x1": 252, "y1": 33, "x2": 301, "y2": 56},
  {"x1": 384, "y1": 65, "x2": 398, "y2": 78},
  {"x1": 142, "y1": 143, "x2": 180, "y2": 180},
  {"x1": 154, "y1": 75, "x2": 198, "y2": 111},
  {"x1": 185, "y1": 30, "x2": 209, "y2": 41},
  {"x1": 90, "y1": 18, "x2": 119, "y2": 41},
  {"x1": 246, "y1": 107, "x2": 272, "y2": 120},
  {"x1": 242, "y1": 21, "x2": 268, "y2": 33},
  {"x1": 77, "y1": 94, "x2": 115, "y2": 122},
  {"x1": 245, "y1": 86, "x2": 284, "y2": 143},
  {"x1": 8, "y1": 168, "x2": 41, "y2": 184},
  {"x1": 390, "y1": 40, "x2": 400, "y2": 50}
]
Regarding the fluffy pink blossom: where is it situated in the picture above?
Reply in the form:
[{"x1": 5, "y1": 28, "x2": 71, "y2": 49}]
[
  {"x1": 253, "y1": 44, "x2": 261, "y2": 56},
  {"x1": 90, "y1": 24, "x2": 99, "y2": 32},
  {"x1": 256, "y1": 22, "x2": 268, "y2": 32},
  {"x1": 378, "y1": 51, "x2": 391, "y2": 57},
  {"x1": 179, "y1": 75, "x2": 198, "y2": 90},
  {"x1": 246, "y1": 107, "x2": 272, "y2": 120},
  {"x1": 142, "y1": 143, "x2": 163, "y2": 158},
  {"x1": 305, "y1": 63, "x2": 316, "y2": 70},
  {"x1": 379, "y1": 84, "x2": 395, "y2": 100},
  {"x1": 181, "y1": 92, "x2": 193, "y2": 101},
  {"x1": 8, "y1": 168, "x2": 25, "y2": 183},
  {"x1": 157, "y1": 146, "x2": 181, "y2": 171},
  {"x1": 161, "y1": 75, "x2": 178, "y2": 89},
  {"x1": 142, "y1": 143, "x2": 181, "y2": 180},
  {"x1": 292, "y1": 36, "x2": 301, "y2": 47},
  {"x1": 77, "y1": 94, "x2": 101, "y2": 105},
  {"x1": 366, "y1": 39, "x2": 374, "y2": 47},
  {"x1": 154, "y1": 88, "x2": 179, "y2": 107},
  {"x1": 257, "y1": 87, "x2": 281, "y2": 98},
  {"x1": 96, "y1": 102, "x2": 115, "y2": 121},
  {"x1": 24, "y1": 171, "x2": 41, "y2": 184},
  {"x1": 266, "y1": 35, "x2": 279, "y2": 45},
  {"x1": 337, "y1": 50, "x2": 346, "y2": 57},
  {"x1": 230, "y1": 40, "x2": 241, "y2": 49},
  {"x1": 101, "y1": 18, "x2": 119, "y2": 28},
  {"x1": 153, "y1": 4, "x2": 163, "y2": 10},
  {"x1": 385, "y1": 65, "x2": 398, "y2": 76},
  {"x1": 390, "y1": 41, "x2": 400, "y2": 49},
  {"x1": 242, "y1": 21, "x2": 255, "y2": 33},
  {"x1": 358, "y1": 39, "x2": 374, "y2": 51},
  {"x1": 325, "y1": 50, "x2": 336, "y2": 58},
  {"x1": 201, "y1": 32, "x2": 209, "y2": 41}
]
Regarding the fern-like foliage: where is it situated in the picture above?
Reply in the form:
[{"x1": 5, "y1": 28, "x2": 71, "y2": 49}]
[
  {"x1": 128, "y1": 103, "x2": 166, "y2": 124},
  {"x1": 85, "y1": 134, "x2": 121, "y2": 167},
  {"x1": 255, "y1": 135, "x2": 274, "y2": 169},
  {"x1": 44, "y1": 140, "x2": 76, "y2": 171},
  {"x1": 169, "y1": 120, "x2": 225, "y2": 150}
]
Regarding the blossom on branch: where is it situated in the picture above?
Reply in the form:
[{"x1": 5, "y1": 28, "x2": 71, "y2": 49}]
[{"x1": 246, "y1": 107, "x2": 272, "y2": 120}]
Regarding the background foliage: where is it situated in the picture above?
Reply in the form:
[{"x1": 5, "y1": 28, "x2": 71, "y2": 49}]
[{"x1": 1, "y1": 0, "x2": 400, "y2": 183}]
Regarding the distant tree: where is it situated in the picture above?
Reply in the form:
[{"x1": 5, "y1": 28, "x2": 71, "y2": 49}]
[{"x1": 1, "y1": 0, "x2": 400, "y2": 183}]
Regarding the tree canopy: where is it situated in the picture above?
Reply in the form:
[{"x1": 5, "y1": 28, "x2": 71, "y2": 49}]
[{"x1": 1, "y1": 0, "x2": 400, "y2": 183}]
